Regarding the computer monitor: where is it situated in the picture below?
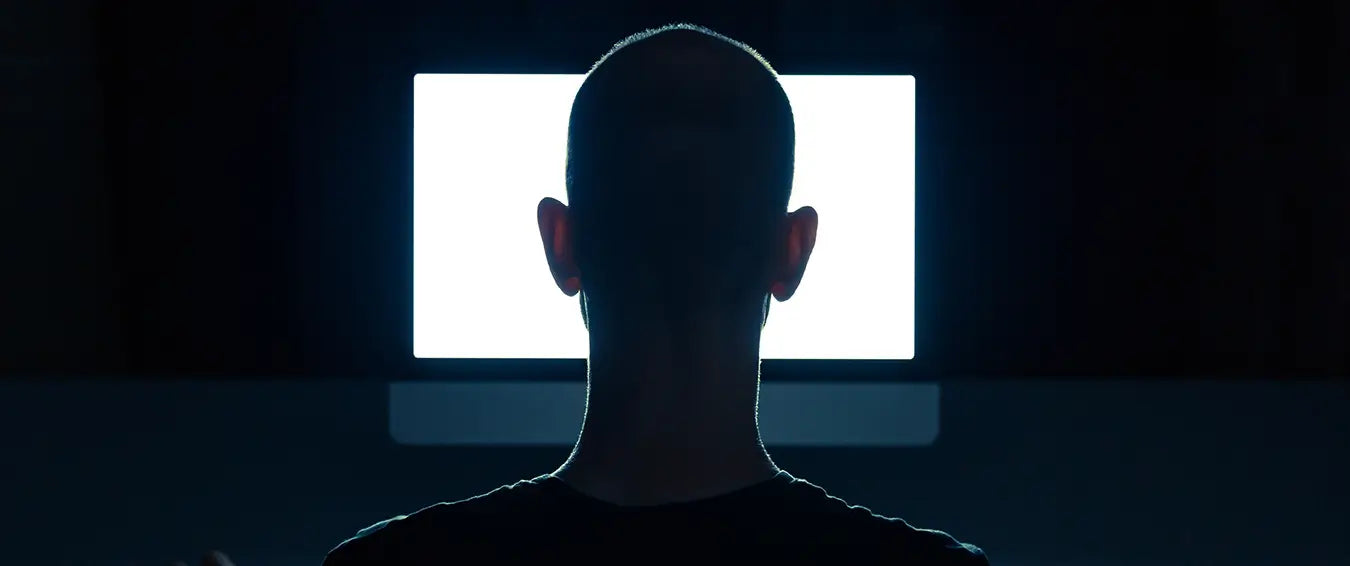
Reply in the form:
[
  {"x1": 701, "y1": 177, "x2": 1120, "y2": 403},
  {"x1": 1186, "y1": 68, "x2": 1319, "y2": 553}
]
[{"x1": 413, "y1": 74, "x2": 915, "y2": 362}]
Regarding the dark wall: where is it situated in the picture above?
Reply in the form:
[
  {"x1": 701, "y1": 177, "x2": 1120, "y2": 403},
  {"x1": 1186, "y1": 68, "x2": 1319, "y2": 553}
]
[
  {"x1": 2, "y1": 0, "x2": 124, "y2": 370},
  {"x1": 3, "y1": 0, "x2": 1347, "y2": 378}
]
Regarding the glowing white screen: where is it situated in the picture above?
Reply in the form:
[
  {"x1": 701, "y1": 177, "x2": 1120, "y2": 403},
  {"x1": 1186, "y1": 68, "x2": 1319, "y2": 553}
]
[{"x1": 414, "y1": 74, "x2": 914, "y2": 360}]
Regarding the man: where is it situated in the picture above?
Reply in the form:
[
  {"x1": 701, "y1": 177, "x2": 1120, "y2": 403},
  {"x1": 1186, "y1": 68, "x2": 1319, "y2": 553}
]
[{"x1": 324, "y1": 24, "x2": 988, "y2": 564}]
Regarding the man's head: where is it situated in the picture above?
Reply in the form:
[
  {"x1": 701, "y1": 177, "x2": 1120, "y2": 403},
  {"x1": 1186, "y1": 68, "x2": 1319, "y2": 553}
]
[{"x1": 538, "y1": 24, "x2": 818, "y2": 333}]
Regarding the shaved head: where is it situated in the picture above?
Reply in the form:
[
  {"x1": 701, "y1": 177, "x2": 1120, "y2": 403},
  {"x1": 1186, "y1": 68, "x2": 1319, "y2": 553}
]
[{"x1": 564, "y1": 24, "x2": 796, "y2": 320}]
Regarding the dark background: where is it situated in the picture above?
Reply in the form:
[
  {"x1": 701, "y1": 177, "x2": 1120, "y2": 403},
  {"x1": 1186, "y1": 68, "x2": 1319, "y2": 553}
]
[
  {"x1": 5, "y1": 0, "x2": 1347, "y2": 378},
  {"x1": 2, "y1": 0, "x2": 1347, "y2": 564}
]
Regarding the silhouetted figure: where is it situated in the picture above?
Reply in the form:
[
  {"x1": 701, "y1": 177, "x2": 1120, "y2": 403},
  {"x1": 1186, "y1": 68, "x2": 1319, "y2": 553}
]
[{"x1": 324, "y1": 24, "x2": 987, "y2": 565}]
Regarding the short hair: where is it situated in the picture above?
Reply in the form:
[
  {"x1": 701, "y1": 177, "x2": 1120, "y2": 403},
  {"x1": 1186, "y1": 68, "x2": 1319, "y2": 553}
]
[{"x1": 565, "y1": 24, "x2": 795, "y2": 310}]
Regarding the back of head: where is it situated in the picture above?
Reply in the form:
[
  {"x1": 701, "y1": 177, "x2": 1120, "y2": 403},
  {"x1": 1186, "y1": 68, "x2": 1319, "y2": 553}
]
[{"x1": 566, "y1": 24, "x2": 795, "y2": 318}]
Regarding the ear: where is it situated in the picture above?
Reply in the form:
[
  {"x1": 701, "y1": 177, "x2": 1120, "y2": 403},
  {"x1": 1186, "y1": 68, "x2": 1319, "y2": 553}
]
[
  {"x1": 537, "y1": 197, "x2": 582, "y2": 296},
  {"x1": 770, "y1": 206, "x2": 818, "y2": 302}
]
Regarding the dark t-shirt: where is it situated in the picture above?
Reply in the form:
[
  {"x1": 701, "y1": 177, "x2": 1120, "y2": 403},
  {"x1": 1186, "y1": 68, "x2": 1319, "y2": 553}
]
[{"x1": 323, "y1": 470, "x2": 988, "y2": 565}]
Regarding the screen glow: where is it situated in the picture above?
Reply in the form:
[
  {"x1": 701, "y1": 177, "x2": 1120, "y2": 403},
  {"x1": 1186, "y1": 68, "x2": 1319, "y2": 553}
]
[{"x1": 414, "y1": 74, "x2": 915, "y2": 360}]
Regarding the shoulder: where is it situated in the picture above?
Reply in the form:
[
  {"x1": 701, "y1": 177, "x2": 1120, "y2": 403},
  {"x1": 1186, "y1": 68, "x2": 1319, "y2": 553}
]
[
  {"x1": 323, "y1": 476, "x2": 553, "y2": 565},
  {"x1": 781, "y1": 476, "x2": 990, "y2": 565},
  {"x1": 881, "y1": 522, "x2": 990, "y2": 565},
  {"x1": 320, "y1": 504, "x2": 450, "y2": 565}
]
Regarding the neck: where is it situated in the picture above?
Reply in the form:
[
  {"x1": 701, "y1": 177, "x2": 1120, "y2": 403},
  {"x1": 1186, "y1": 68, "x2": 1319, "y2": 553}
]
[{"x1": 553, "y1": 310, "x2": 779, "y2": 506}]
